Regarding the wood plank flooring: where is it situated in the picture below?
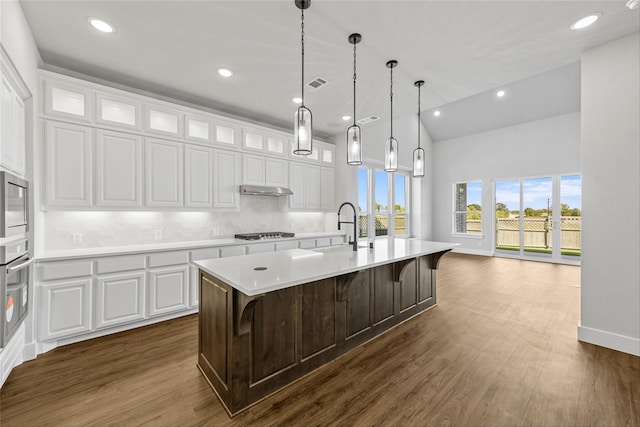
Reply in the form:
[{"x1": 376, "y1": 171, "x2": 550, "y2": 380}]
[{"x1": 1, "y1": 253, "x2": 638, "y2": 426}]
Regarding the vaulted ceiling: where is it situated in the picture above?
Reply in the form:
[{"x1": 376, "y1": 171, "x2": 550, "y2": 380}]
[{"x1": 19, "y1": 1, "x2": 640, "y2": 140}]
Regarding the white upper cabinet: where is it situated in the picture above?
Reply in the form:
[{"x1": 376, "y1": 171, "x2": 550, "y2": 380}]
[
  {"x1": 305, "y1": 165, "x2": 321, "y2": 210},
  {"x1": 44, "y1": 121, "x2": 93, "y2": 207},
  {"x1": 266, "y1": 134, "x2": 288, "y2": 156},
  {"x1": 289, "y1": 162, "x2": 306, "y2": 209},
  {"x1": 145, "y1": 138, "x2": 183, "y2": 207},
  {"x1": 0, "y1": 76, "x2": 26, "y2": 175},
  {"x1": 213, "y1": 120, "x2": 240, "y2": 148},
  {"x1": 144, "y1": 105, "x2": 183, "y2": 137},
  {"x1": 320, "y1": 166, "x2": 335, "y2": 211},
  {"x1": 185, "y1": 114, "x2": 212, "y2": 143},
  {"x1": 320, "y1": 143, "x2": 335, "y2": 166},
  {"x1": 96, "y1": 93, "x2": 141, "y2": 131},
  {"x1": 184, "y1": 144, "x2": 213, "y2": 208},
  {"x1": 242, "y1": 154, "x2": 266, "y2": 186},
  {"x1": 265, "y1": 158, "x2": 288, "y2": 187},
  {"x1": 242, "y1": 128, "x2": 265, "y2": 152},
  {"x1": 43, "y1": 79, "x2": 92, "y2": 122},
  {"x1": 213, "y1": 149, "x2": 241, "y2": 209},
  {"x1": 95, "y1": 130, "x2": 143, "y2": 207}
]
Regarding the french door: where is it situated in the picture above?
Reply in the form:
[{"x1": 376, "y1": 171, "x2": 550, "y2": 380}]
[{"x1": 494, "y1": 174, "x2": 581, "y2": 263}]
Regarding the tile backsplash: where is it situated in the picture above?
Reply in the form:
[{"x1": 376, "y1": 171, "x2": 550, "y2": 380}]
[{"x1": 43, "y1": 197, "x2": 332, "y2": 250}]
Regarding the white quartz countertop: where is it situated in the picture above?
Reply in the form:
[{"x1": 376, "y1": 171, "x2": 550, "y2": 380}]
[
  {"x1": 36, "y1": 232, "x2": 345, "y2": 261},
  {"x1": 195, "y1": 239, "x2": 458, "y2": 296}
]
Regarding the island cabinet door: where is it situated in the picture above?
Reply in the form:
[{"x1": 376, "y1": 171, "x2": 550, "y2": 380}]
[
  {"x1": 250, "y1": 287, "x2": 297, "y2": 383},
  {"x1": 337, "y1": 270, "x2": 373, "y2": 344},
  {"x1": 300, "y1": 278, "x2": 337, "y2": 363},
  {"x1": 372, "y1": 264, "x2": 395, "y2": 328},
  {"x1": 417, "y1": 256, "x2": 435, "y2": 306},
  {"x1": 397, "y1": 258, "x2": 418, "y2": 314}
]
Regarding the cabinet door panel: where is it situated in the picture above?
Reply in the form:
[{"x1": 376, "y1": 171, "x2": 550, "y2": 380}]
[
  {"x1": 185, "y1": 145, "x2": 213, "y2": 208},
  {"x1": 13, "y1": 95, "x2": 26, "y2": 175},
  {"x1": 44, "y1": 81, "x2": 92, "y2": 122},
  {"x1": 95, "y1": 272, "x2": 145, "y2": 328},
  {"x1": 289, "y1": 162, "x2": 305, "y2": 209},
  {"x1": 373, "y1": 264, "x2": 394, "y2": 324},
  {"x1": 399, "y1": 260, "x2": 418, "y2": 311},
  {"x1": 320, "y1": 167, "x2": 335, "y2": 211},
  {"x1": 148, "y1": 266, "x2": 189, "y2": 316},
  {"x1": 213, "y1": 149, "x2": 240, "y2": 209},
  {"x1": 145, "y1": 138, "x2": 183, "y2": 207},
  {"x1": 304, "y1": 165, "x2": 321, "y2": 210},
  {"x1": 242, "y1": 154, "x2": 265, "y2": 186},
  {"x1": 96, "y1": 130, "x2": 142, "y2": 207},
  {"x1": 45, "y1": 121, "x2": 93, "y2": 206},
  {"x1": 345, "y1": 271, "x2": 371, "y2": 339},
  {"x1": 301, "y1": 278, "x2": 336, "y2": 359},
  {"x1": 39, "y1": 279, "x2": 92, "y2": 341},
  {"x1": 0, "y1": 79, "x2": 14, "y2": 171},
  {"x1": 265, "y1": 158, "x2": 288, "y2": 187}
]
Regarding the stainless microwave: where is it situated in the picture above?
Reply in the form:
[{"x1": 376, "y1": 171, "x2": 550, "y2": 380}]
[{"x1": 0, "y1": 171, "x2": 29, "y2": 238}]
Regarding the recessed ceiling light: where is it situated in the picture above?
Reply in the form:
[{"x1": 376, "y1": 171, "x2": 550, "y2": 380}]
[
  {"x1": 433, "y1": 110, "x2": 441, "y2": 117},
  {"x1": 217, "y1": 68, "x2": 233, "y2": 78},
  {"x1": 570, "y1": 13, "x2": 601, "y2": 30},
  {"x1": 292, "y1": 97, "x2": 302, "y2": 104},
  {"x1": 496, "y1": 90, "x2": 506, "y2": 98},
  {"x1": 342, "y1": 115, "x2": 351, "y2": 121},
  {"x1": 89, "y1": 18, "x2": 115, "y2": 33}
]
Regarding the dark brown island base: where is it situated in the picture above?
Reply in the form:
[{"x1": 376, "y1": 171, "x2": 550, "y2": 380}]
[{"x1": 196, "y1": 242, "x2": 453, "y2": 416}]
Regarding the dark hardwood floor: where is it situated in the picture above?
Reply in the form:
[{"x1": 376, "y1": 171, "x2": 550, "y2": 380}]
[{"x1": 1, "y1": 253, "x2": 638, "y2": 426}]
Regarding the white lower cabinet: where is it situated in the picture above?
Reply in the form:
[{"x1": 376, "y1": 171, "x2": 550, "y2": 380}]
[
  {"x1": 147, "y1": 266, "x2": 189, "y2": 317},
  {"x1": 39, "y1": 278, "x2": 93, "y2": 341},
  {"x1": 94, "y1": 272, "x2": 145, "y2": 329},
  {"x1": 189, "y1": 266, "x2": 199, "y2": 307}
]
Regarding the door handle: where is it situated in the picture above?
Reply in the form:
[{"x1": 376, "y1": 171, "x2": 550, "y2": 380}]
[{"x1": 7, "y1": 257, "x2": 33, "y2": 274}]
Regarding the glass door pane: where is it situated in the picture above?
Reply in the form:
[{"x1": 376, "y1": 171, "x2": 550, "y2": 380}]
[
  {"x1": 560, "y1": 175, "x2": 582, "y2": 258},
  {"x1": 394, "y1": 175, "x2": 407, "y2": 235},
  {"x1": 495, "y1": 180, "x2": 521, "y2": 252},
  {"x1": 358, "y1": 168, "x2": 369, "y2": 238},
  {"x1": 374, "y1": 171, "x2": 389, "y2": 236},
  {"x1": 522, "y1": 177, "x2": 553, "y2": 255}
]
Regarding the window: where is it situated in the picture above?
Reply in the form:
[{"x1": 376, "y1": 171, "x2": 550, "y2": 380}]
[
  {"x1": 454, "y1": 181, "x2": 482, "y2": 235},
  {"x1": 358, "y1": 166, "x2": 410, "y2": 238}
]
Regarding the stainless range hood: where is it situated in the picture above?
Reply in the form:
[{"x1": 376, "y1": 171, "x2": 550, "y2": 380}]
[{"x1": 239, "y1": 185, "x2": 293, "y2": 197}]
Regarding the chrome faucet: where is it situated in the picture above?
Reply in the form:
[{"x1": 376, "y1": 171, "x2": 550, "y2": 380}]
[{"x1": 337, "y1": 202, "x2": 358, "y2": 251}]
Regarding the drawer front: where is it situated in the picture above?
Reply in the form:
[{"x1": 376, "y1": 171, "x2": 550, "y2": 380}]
[
  {"x1": 298, "y1": 239, "x2": 316, "y2": 249},
  {"x1": 96, "y1": 255, "x2": 146, "y2": 274},
  {"x1": 148, "y1": 251, "x2": 189, "y2": 268},
  {"x1": 220, "y1": 246, "x2": 245, "y2": 258},
  {"x1": 190, "y1": 248, "x2": 220, "y2": 262},
  {"x1": 316, "y1": 238, "x2": 332, "y2": 248},
  {"x1": 246, "y1": 243, "x2": 274, "y2": 254},
  {"x1": 331, "y1": 236, "x2": 345, "y2": 246},
  {"x1": 275, "y1": 241, "x2": 298, "y2": 251},
  {"x1": 39, "y1": 261, "x2": 93, "y2": 281}
]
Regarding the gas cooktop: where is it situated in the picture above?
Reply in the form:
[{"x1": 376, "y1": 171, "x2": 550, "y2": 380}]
[{"x1": 234, "y1": 232, "x2": 295, "y2": 241}]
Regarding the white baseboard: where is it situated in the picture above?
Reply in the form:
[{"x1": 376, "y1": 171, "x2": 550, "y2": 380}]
[
  {"x1": 578, "y1": 325, "x2": 640, "y2": 356},
  {"x1": 452, "y1": 247, "x2": 493, "y2": 257}
]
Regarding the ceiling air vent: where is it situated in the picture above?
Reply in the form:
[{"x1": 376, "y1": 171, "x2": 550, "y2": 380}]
[
  {"x1": 307, "y1": 76, "x2": 329, "y2": 91},
  {"x1": 357, "y1": 115, "x2": 380, "y2": 125}
]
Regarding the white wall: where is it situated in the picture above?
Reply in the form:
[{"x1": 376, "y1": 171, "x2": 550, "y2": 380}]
[
  {"x1": 432, "y1": 112, "x2": 581, "y2": 255},
  {"x1": 579, "y1": 33, "x2": 640, "y2": 356},
  {"x1": 332, "y1": 114, "x2": 434, "y2": 239}
]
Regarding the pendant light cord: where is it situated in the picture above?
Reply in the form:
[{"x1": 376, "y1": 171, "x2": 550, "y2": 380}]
[
  {"x1": 417, "y1": 83, "x2": 421, "y2": 149},
  {"x1": 390, "y1": 65, "x2": 394, "y2": 138},
  {"x1": 353, "y1": 42, "x2": 357, "y2": 126},
  {"x1": 301, "y1": 9, "x2": 305, "y2": 106}
]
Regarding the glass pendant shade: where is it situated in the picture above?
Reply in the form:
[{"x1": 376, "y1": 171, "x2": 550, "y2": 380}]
[
  {"x1": 293, "y1": 106, "x2": 312, "y2": 155},
  {"x1": 413, "y1": 147, "x2": 425, "y2": 177},
  {"x1": 384, "y1": 137, "x2": 398, "y2": 172},
  {"x1": 347, "y1": 125, "x2": 362, "y2": 165}
]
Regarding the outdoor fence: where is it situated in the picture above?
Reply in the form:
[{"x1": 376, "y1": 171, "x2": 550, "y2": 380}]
[
  {"x1": 493, "y1": 217, "x2": 581, "y2": 250},
  {"x1": 358, "y1": 213, "x2": 406, "y2": 237}
]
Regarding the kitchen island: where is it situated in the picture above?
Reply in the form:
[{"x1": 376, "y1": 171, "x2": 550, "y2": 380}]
[{"x1": 195, "y1": 238, "x2": 456, "y2": 416}]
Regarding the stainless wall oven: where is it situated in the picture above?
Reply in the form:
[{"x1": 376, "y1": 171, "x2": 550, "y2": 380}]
[
  {"x1": 0, "y1": 239, "x2": 31, "y2": 350},
  {"x1": 0, "y1": 171, "x2": 29, "y2": 238}
]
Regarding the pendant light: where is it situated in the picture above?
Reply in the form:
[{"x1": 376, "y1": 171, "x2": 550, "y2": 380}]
[
  {"x1": 293, "y1": 0, "x2": 312, "y2": 156},
  {"x1": 413, "y1": 80, "x2": 425, "y2": 178},
  {"x1": 346, "y1": 33, "x2": 363, "y2": 165},
  {"x1": 384, "y1": 60, "x2": 398, "y2": 172}
]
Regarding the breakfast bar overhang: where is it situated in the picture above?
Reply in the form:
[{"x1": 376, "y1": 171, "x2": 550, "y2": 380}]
[{"x1": 195, "y1": 239, "x2": 456, "y2": 416}]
